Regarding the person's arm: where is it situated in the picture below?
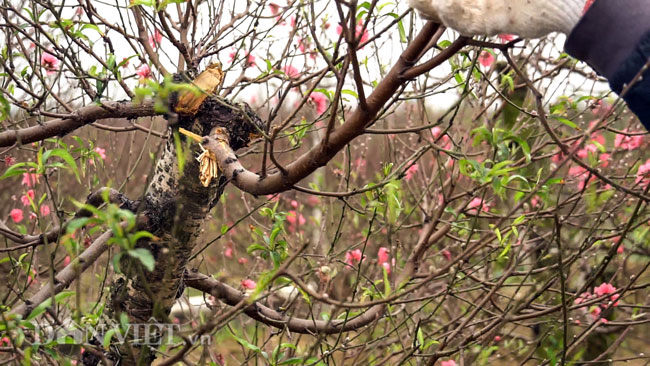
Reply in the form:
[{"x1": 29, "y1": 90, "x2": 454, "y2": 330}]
[
  {"x1": 408, "y1": 0, "x2": 587, "y2": 38},
  {"x1": 409, "y1": 0, "x2": 650, "y2": 128},
  {"x1": 565, "y1": 0, "x2": 650, "y2": 129}
]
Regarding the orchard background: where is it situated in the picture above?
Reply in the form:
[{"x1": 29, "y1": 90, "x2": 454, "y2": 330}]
[{"x1": 0, "y1": 1, "x2": 649, "y2": 366}]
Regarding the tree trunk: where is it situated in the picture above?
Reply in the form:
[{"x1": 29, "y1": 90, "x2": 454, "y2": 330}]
[{"x1": 90, "y1": 96, "x2": 264, "y2": 366}]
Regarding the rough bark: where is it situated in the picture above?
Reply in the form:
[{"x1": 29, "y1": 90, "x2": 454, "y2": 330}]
[{"x1": 100, "y1": 95, "x2": 263, "y2": 366}]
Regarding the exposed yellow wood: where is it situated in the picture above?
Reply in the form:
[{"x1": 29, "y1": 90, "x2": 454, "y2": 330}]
[
  {"x1": 178, "y1": 127, "x2": 219, "y2": 187},
  {"x1": 175, "y1": 62, "x2": 224, "y2": 115}
]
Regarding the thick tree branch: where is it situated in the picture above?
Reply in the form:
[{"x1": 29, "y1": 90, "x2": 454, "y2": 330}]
[
  {"x1": 185, "y1": 272, "x2": 384, "y2": 334},
  {"x1": 0, "y1": 100, "x2": 157, "y2": 147},
  {"x1": 203, "y1": 22, "x2": 461, "y2": 196},
  {"x1": 11, "y1": 229, "x2": 115, "y2": 318}
]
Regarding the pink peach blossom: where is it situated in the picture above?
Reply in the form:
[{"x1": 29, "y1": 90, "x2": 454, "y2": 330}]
[
  {"x1": 405, "y1": 164, "x2": 419, "y2": 181},
  {"x1": 378, "y1": 247, "x2": 389, "y2": 265},
  {"x1": 614, "y1": 132, "x2": 643, "y2": 150},
  {"x1": 577, "y1": 144, "x2": 598, "y2": 159},
  {"x1": 594, "y1": 282, "x2": 616, "y2": 297},
  {"x1": 21, "y1": 190, "x2": 35, "y2": 206},
  {"x1": 636, "y1": 159, "x2": 650, "y2": 184},
  {"x1": 40, "y1": 204, "x2": 50, "y2": 216},
  {"x1": 41, "y1": 52, "x2": 59, "y2": 74},
  {"x1": 441, "y1": 360, "x2": 457, "y2": 366},
  {"x1": 10, "y1": 208, "x2": 23, "y2": 223},
  {"x1": 467, "y1": 198, "x2": 489, "y2": 213},
  {"x1": 441, "y1": 249, "x2": 452, "y2": 261},
  {"x1": 431, "y1": 126, "x2": 443, "y2": 139},
  {"x1": 345, "y1": 249, "x2": 364, "y2": 266},
  {"x1": 598, "y1": 153, "x2": 610, "y2": 167},
  {"x1": 241, "y1": 279, "x2": 256, "y2": 289},
  {"x1": 224, "y1": 247, "x2": 233, "y2": 258},
  {"x1": 136, "y1": 64, "x2": 152, "y2": 80},
  {"x1": 479, "y1": 51, "x2": 494, "y2": 67},
  {"x1": 589, "y1": 306, "x2": 601, "y2": 319},
  {"x1": 268, "y1": 3, "x2": 281, "y2": 15},
  {"x1": 381, "y1": 261, "x2": 391, "y2": 274},
  {"x1": 95, "y1": 147, "x2": 106, "y2": 160},
  {"x1": 530, "y1": 196, "x2": 540, "y2": 208},
  {"x1": 297, "y1": 37, "x2": 307, "y2": 53},
  {"x1": 64, "y1": 256, "x2": 71, "y2": 266},
  {"x1": 286, "y1": 210, "x2": 306, "y2": 226},
  {"x1": 282, "y1": 65, "x2": 300, "y2": 79},
  {"x1": 21, "y1": 173, "x2": 40, "y2": 187},
  {"x1": 4, "y1": 156, "x2": 15, "y2": 166},
  {"x1": 309, "y1": 92, "x2": 328, "y2": 115},
  {"x1": 498, "y1": 34, "x2": 514, "y2": 42},
  {"x1": 238, "y1": 257, "x2": 248, "y2": 265},
  {"x1": 336, "y1": 20, "x2": 370, "y2": 45},
  {"x1": 148, "y1": 29, "x2": 163, "y2": 49}
]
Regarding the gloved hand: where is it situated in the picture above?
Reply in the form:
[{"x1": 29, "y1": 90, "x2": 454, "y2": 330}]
[
  {"x1": 408, "y1": 0, "x2": 589, "y2": 38},
  {"x1": 409, "y1": 0, "x2": 650, "y2": 130}
]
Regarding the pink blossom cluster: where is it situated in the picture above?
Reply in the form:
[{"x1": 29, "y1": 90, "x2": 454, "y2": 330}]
[
  {"x1": 405, "y1": 164, "x2": 419, "y2": 181},
  {"x1": 430, "y1": 126, "x2": 451, "y2": 150},
  {"x1": 573, "y1": 282, "x2": 620, "y2": 322},
  {"x1": 636, "y1": 159, "x2": 650, "y2": 185},
  {"x1": 467, "y1": 197, "x2": 489, "y2": 214},
  {"x1": 335, "y1": 20, "x2": 370, "y2": 45},
  {"x1": 9, "y1": 171, "x2": 53, "y2": 224},
  {"x1": 286, "y1": 210, "x2": 306, "y2": 233},
  {"x1": 228, "y1": 49, "x2": 256, "y2": 68},
  {"x1": 148, "y1": 30, "x2": 162, "y2": 49},
  {"x1": 378, "y1": 247, "x2": 394, "y2": 274},
  {"x1": 614, "y1": 130, "x2": 643, "y2": 151},
  {"x1": 345, "y1": 249, "x2": 365, "y2": 266},
  {"x1": 241, "y1": 278, "x2": 256, "y2": 289},
  {"x1": 136, "y1": 64, "x2": 152, "y2": 81}
]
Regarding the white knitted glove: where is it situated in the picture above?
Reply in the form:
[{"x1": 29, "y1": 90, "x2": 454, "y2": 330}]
[{"x1": 409, "y1": 0, "x2": 588, "y2": 38}]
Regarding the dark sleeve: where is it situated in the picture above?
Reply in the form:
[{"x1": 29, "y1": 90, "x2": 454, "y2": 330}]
[
  {"x1": 565, "y1": 0, "x2": 650, "y2": 130},
  {"x1": 608, "y1": 33, "x2": 650, "y2": 130}
]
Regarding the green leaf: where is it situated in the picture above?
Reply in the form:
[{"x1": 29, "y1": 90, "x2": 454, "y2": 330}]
[
  {"x1": 42, "y1": 148, "x2": 80, "y2": 182},
  {"x1": 498, "y1": 242, "x2": 511, "y2": 259},
  {"x1": 0, "y1": 162, "x2": 27, "y2": 179},
  {"x1": 417, "y1": 327, "x2": 424, "y2": 348},
  {"x1": 341, "y1": 89, "x2": 358, "y2": 98},
  {"x1": 551, "y1": 116, "x2": 580, "y2": 130},
  {"x1": 127, "y1": 248, "x2": 155, "y2": 272},
  {"x1": 80, "y1": 24, "x2": 104, "y2": 37},
  {"x1": 25, "y1": 292, "x2": 75, "y2": 321},
  {"x1": 173, "y1": 130, "x2": 185, "y2": 174},
  {"x1": 103, "y1": 328, "x2": 116, "y2": 350},
  {"x1": 128, "y1": 0, "x2": 154, "y2": 7},
  {"x1": 228, "y1": 329, "x2": 261, "y2": 353},
  {"x1": 0, "y1": 94, "x2": 11, "y2": 121}
]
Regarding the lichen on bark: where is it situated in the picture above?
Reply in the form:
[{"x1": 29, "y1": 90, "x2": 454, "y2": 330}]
[{"x1": 99, "y1": 78, "x2": 264, "y2": 366}]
